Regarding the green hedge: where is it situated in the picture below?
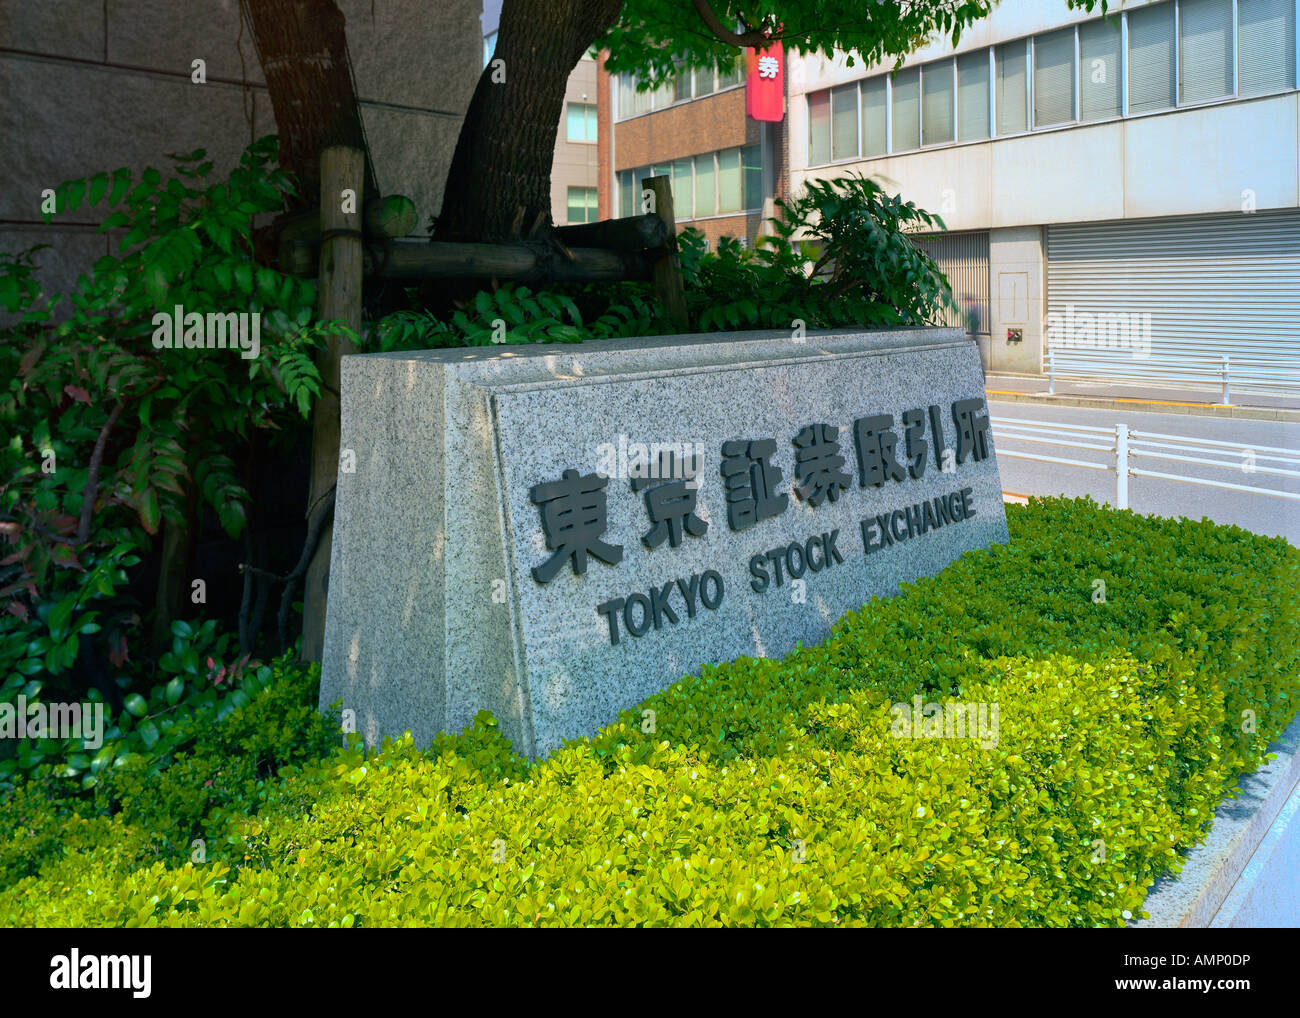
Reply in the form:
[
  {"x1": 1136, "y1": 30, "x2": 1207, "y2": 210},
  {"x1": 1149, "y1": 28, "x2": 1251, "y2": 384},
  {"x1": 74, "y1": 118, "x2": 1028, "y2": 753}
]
[{"x1": 1, "y1": 496, "x2": 1296, "y2": 927}]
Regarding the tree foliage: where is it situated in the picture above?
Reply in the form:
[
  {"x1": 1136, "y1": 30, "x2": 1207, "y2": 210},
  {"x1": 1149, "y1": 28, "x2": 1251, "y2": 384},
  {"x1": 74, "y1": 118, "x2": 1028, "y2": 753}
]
[
  {"x1": 0, "y1": 138, "x2": 335, "y2": 728},
  {"x1": 601, "y1": 0, "x2": 1108, "y2": 84}
]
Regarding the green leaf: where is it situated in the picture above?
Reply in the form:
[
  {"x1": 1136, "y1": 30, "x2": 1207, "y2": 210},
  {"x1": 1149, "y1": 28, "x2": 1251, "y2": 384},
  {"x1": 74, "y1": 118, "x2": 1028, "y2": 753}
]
[
  {"x1": 87, "y1": 172, "x2": 110, "y2": 207},
  {"x1": 138, "y1": 487, "x2": 161, "y2": 534},
  {"x1": 108, "y1": 168, "x2": 132, "y2": 206},
  {"x1": 136, "y1": 721, "x2": 160, "y2": 750},
  {"x1": 123, "y1": 693, "x2": 148, "y2": 717}
]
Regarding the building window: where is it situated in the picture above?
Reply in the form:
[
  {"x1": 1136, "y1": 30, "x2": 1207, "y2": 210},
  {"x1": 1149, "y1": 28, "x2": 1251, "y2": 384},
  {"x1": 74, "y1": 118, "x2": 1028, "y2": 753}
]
[
  {"x1": 619, "y1": 147, "x2": 760, "y2": 222},
  {"x1": 795, "y1": 0, "x2": 1295, "y2": 165},
  {"x1": 617, "y1": 74, "x2": 671, "y2": 119},
  {"x1": 566, "y1": 103, "x2": 597, "y2": 142},
  {"x1": 1079, "y1": 16, "x2": 1122, "y2": 120},
  {"x1": 672, "y1": 158, "x2": 694, "y2": 219},
  {"x1": 1034, "y1": 27, "x2": 1076, "y2": 127},
  {"x1": 619, "y1": 170, "x2": 636, "y2": 218},
  {"x1": 694, "y1": 153, "x2": 716, "y2": 217},
  {"x1": 1238, "y1": 0, "x2": 1297, "y2": 95},
  {"x1": 717, "y1": 52, "x2": 743, "y2": 89},
  {"x1": 996, "y1": 41, "x2": 1028, "y2": 134},
  {"x1": 892, "y1": 66, "x2": 921, "y2": 151},
  {"x1": 673, "y1": 59, "x2": 693, "y2": 102},
  {"x1": 808, "y1": 89, "x2": 831, "y2": 165},
  {"x1": 717, "y1": 148, "x2": 742, "y2": 213},
  {"x1": 1180, "y1": 0, "x2": 1234, "y2": 104},
  {"x1": 922, "y1": 60, "x2": 956, "y2": 145},
  {"x1": 742, "y1": 144, "x2": 763, "y2": 210},
  {"x1": 694, "y1": 63, "x2": 715, "y2": 97},
  {"x1": 861, "y1": 76, "x2": 889, "y2": 154},
  {"x1": 1129, "y1": 2, "x2": 1177, "y2": 112},
  {"x1": 831, "y1": 82, "x2": 859, "y2": 159},
  {"x1": 956, "y1": 51, "x2": 990, "y2": 140},
  {"x1": 567, "y1": 187, "x2": 598, "y2": 223},
  {"x1": 618, "y1": 73, "x2": 649, "y2": 119}
]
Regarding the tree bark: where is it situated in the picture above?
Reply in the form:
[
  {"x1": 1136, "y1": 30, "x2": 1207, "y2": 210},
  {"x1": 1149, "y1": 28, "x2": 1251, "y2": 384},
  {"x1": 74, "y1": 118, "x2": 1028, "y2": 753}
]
[
  {"x1": 150, "y1": 486, "x2": 199, "y2": 655},
  {"x1": 434, "y1": 0, "x2": 623, "y2": 242},
  {"x1": 242, "y1": 0, "x2": 375, "y2": 210}
]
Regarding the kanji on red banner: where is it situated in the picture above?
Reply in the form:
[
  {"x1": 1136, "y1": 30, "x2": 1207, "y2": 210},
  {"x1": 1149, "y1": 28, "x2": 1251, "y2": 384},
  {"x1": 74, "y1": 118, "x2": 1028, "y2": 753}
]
[{"x1": 746, "y1": 40, "x2": 784, "y2": 122}]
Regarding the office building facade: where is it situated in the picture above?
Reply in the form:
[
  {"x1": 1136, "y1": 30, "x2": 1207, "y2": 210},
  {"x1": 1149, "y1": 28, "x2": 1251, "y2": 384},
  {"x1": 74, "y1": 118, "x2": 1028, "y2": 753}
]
[{"x1": 789, "y1": 0, "x2": 1299, "y2": 375}]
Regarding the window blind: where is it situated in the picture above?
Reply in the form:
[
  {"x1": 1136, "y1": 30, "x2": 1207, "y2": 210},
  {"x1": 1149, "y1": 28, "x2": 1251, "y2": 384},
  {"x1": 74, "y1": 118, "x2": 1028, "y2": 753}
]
[
  {"x1": 892, "y1": 66, "x2": 920, "y2": 150},
  {"x1": 1180, "y1": 0, "x2": 1233, "y2": 103},
  {"x1": 922, "y1": 60, "x2": 955, "y2": 145},
  {"x1": 957, "y1": 51, "x2": 990, "y2": 141},
  {"x1": 832, "y1": 83, "x2": 859, "y2": 159},
  {"x1": 1128, "y1": 2, "x2": 1176, "y2": 112},
  {"x1": 861, "y1": 77, "x2": 888, "y2": 155},
  {"x1": 996, "y1": 42, "x2": 1028, "y2": 134},
  {"x1": 1079, "y1": 17, "x2": 1122, "y2": 119},
  {"x1": 1034, "y1": 27, "x2": 1076, "y2": 126},
  {"x1": 808, "y1": 90, "x2": 831, "y2": 165},
  {"x1": 1238, "y1": 0, "x2": 1297, "y2": 95}
]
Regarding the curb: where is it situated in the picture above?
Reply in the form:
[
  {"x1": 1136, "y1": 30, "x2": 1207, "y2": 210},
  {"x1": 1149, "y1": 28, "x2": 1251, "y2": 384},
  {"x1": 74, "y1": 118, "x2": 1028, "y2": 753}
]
[
  {"x1": 984, "y1": 389, "x2": 1300, "y2": 422},
  {"x1": 1131, "y1": 710, "x2": 1300, "y2": 928}
]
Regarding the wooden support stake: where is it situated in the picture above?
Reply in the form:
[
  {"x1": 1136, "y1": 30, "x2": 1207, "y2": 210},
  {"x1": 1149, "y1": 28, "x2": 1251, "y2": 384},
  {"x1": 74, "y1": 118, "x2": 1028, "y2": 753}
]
[
  {"x1": 643, "y1": 176, "x2": 689, "y2": 331},
  {"x1": 300, "y1": 145, "x2": 364, "y2": 663},
  {"x1": 280, "y1": 238, "x2": 655, "y2": 282},
  {"x1": 277, "y1": 194, "x2": 416, "y2": 272}
]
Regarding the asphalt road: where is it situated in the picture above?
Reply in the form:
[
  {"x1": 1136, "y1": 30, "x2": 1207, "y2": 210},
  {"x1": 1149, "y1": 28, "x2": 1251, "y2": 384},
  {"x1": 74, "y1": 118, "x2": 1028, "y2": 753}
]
[{"x1": 989, "y1": 401, "x2": 1300, "y2": 546}]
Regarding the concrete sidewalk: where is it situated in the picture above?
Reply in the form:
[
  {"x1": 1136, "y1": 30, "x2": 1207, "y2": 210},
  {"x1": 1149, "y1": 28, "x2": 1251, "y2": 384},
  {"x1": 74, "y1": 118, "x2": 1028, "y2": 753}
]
[{"x1": 985, "y1": 372, "x2": 1300, "y2": 422}]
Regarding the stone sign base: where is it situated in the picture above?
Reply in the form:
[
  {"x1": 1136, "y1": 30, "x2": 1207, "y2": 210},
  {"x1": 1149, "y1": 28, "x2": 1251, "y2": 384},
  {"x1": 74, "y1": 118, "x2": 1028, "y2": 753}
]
[{"x1": 321, "y1": 327, "x2": 1008, "y2": 757}]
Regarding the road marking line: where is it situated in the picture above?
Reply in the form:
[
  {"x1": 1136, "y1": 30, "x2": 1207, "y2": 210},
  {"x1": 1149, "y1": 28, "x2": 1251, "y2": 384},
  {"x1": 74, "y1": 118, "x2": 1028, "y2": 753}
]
[
  {"x1": 985, "y1": 388, "x2": 1237, "y2": 410},
  {"x1": 1113, "y1": 397, "x2": 1231, "y2": 408}
]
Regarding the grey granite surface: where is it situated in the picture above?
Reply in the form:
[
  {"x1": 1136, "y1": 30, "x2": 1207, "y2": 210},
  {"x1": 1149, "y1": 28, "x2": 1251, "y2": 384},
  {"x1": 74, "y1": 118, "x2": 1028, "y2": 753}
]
[{"x1": 321, "y1": 327, "x2": 1008, "y2": 757}]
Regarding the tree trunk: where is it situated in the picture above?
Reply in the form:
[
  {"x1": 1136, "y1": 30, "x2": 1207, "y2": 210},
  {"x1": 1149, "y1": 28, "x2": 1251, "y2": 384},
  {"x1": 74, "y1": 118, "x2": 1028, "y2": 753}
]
[
  {"x1": 150, "y1": 486, "x2": 199, "y2": 655},
  {"x1": 434, "y1": 0, "x2": 622, "y2": 242},
  {"x1": 242, "y1": 0, "x2": 375, "y2": 210}
]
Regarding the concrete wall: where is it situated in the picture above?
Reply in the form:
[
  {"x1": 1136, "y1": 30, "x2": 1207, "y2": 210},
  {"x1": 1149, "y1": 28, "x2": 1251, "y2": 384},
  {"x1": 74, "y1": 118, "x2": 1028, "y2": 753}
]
[{"x1": 0, "y1": 0, "x2": 480, "y2": 299}]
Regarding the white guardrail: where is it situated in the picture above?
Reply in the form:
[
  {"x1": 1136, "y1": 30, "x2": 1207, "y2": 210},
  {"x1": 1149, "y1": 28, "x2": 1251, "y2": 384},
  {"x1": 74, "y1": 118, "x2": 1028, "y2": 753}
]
[
  {"x1": 1045, "y1": 350, "x2": 1300, "y2": 404},
  {"x1": 990, "y1": 416, "x2": 1300, "y2": 510}
]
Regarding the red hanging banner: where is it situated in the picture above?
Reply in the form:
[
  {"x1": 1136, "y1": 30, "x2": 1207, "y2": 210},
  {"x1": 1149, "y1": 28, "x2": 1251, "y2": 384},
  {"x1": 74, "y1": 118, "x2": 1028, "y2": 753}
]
[{"x1": 745, "y1": 40, "x2": 784, "y2": 122}]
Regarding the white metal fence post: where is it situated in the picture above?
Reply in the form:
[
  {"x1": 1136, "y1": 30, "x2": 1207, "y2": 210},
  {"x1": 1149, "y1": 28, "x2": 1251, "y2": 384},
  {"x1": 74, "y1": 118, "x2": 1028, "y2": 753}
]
[
  {"x1": 1048, "y1": 349, "x2": 1056, "y2": 395},
  {"x1": 1221, "y1": 355, "x2": 1230, "y2": 405},
  {"x1": 1115, "y1": 423, "x2": 1129, "y2": 510}
]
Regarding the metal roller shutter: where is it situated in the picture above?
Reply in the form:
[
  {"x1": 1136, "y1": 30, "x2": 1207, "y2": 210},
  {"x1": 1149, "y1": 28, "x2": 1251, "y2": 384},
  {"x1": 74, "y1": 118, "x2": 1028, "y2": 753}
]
[
  {"x1": 913, "y1": 230, "x2": 990, "y2": 335},
  {"x1": 1045, "y1": 209, "x2": 1300, "y2": 371}
]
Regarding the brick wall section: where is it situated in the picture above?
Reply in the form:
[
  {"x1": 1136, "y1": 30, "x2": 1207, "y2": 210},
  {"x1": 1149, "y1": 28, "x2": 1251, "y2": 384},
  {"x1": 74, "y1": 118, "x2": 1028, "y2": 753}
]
[
  {"x1": 615, "y1": 87, "x2": 758, "y2": 169},
  {"x1": 596, "y1": 50, "x2": 612, "y2": 221},
  {"x1": 683, "y1": 213, "x2": 763, "y2": 248}
]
